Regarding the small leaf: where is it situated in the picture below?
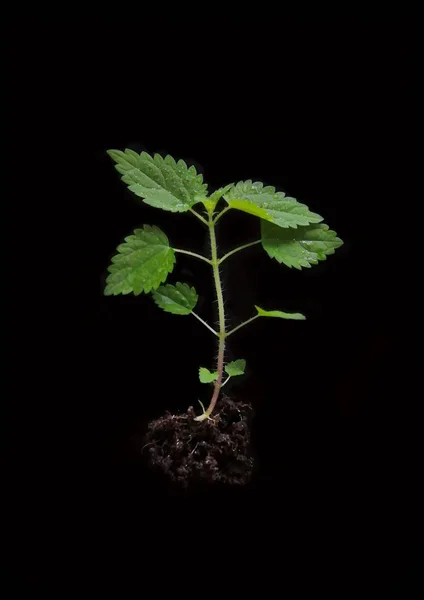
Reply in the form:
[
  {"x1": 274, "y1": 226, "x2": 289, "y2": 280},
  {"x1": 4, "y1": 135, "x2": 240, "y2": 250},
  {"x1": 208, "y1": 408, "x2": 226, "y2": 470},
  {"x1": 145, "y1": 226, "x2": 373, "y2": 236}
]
[
  {"x1": 255, "y1": 306, "x2": 306, "y2": 320},
  {"x1": 225, "y1": 359, "x2": 246, "y2": 377},
  {"x1": 105, "y1": 225, "x2": 175, "y2": 296},
  {"x1": 152, "y1": 282, "x2": 198, "y2": 315},
  {"x1": 107, "y1": 149, "x2": 208, "y2": 212},
  {"x1": 199, "y1": 367, "x2": 219, "y2": 383},
  {"x1": 202, "y1": 183, "x2": 235, "y2": 211},
  {"x1": 261, "y1": 221, "x2": 343, "y2": 269},
  {"x1": 224, "y1": 180, "x2": 323, "y2": 229}
]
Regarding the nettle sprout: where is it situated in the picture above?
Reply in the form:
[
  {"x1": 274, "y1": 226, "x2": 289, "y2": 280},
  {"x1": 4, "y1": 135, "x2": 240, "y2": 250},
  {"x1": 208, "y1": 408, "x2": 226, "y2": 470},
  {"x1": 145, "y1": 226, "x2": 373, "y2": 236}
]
[{"x1": 104, "y1": 149, "x2": 343, "y2": 485}]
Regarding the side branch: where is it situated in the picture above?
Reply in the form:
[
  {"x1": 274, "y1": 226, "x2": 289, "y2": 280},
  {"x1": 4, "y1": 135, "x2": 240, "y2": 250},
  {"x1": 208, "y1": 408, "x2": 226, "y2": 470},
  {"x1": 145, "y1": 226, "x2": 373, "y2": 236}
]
[
  {"x1": 189, "y1": 207, "x2": 209, "y2": 226},
  {"x1": 191, "y1": 312, "x2": 219, "y2": 337},
  {"x1": 212, "y1": 206, "x2": 232, "y2": 225},
  {"x1": 218, "y1": 240, "x2": 261, "y2": 265},
  {"x1": 225, "y1": 314, "x2": 260, "y2": 337},
  {"x1": 174, "y1": 248, "x2": 211, "y2": 264}
]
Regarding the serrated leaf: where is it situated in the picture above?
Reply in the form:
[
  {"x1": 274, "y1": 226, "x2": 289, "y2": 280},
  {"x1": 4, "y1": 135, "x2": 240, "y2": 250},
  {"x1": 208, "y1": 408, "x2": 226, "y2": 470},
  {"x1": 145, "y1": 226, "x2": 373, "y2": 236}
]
[
  {"x1": 199, "y1": 367, "x2": 219, "y2": 383},
  {"x1": 255, "y1": 306, "x2": 306, "y2": 320},
  {"x1": 104, "y1": 225, "x2": 175, "y2": 296},
  {"x1": 107, "y1": 149, "x2": 208, "y2": 212},
  {"x1": 225, "y1": 359, "x2": 246, "y2": 376},
  {"x1": 224, "y1": 180, "x2": 323, "y2": 229},
  {"x1": 202, "y1": 183, "x2": 235, "y2": 211},
  {"x1": 261, "y1": 221, "x2": 343, "y2": 269},
  {"x1": 152, "y1": 282, "x2": 198, "y2": 315}
]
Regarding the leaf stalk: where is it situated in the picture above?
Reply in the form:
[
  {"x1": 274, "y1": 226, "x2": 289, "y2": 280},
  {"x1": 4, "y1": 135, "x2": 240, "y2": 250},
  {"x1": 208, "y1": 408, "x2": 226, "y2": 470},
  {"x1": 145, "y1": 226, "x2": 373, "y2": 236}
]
[
  {"x1": 225, "y1": 314, "x2": 260, "y2": 337},
  {"x1": 218, "y1": 240, "x2": 261, "y2": 265},
  {"x1": 174, "y1": 248, "x2": 211, "y2": 264}
]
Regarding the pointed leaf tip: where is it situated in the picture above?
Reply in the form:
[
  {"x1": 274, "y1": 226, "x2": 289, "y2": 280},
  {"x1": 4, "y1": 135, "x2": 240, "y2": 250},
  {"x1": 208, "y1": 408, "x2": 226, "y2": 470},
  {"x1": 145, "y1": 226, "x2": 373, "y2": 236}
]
[
  {"x1": 255, "y1": 306, "x2": 306, "y2": 320},
  {"x1": 104, "y1": 225, "x2": 175, "y2": 296},
  {"x1": 224, "y1": 180, "x2": 323, "y2": 228},
  {"x1": 107, "y1": 148, "x2": 208, "y2": 212},
  {"x1": 152, "y1": 282, "x2": 198, "y2": 315},
  {"x1": 261, "y1": 221, "x2": 343, "y2": 269}
]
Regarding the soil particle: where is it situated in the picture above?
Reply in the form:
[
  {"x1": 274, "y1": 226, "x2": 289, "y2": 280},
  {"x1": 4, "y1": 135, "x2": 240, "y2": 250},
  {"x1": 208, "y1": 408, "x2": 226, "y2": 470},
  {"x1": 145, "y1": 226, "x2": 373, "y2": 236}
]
[{"x1": 143, "y1": 396, "x2": 254, "y2": 487}]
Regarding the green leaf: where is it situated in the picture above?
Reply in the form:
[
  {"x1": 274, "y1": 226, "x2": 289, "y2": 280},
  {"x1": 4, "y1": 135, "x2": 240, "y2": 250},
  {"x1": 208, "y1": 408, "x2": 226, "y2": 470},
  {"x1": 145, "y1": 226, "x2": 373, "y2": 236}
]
[
  {"x1": 199, "y1": 367, "x2": 219, "y2": 383},
  {"x1": 152, "y1": 282, "x2": 198, "y2": 315},
  {"x1": 107, "y1": 149, "x2": 208, "y2": 212},
  {"x1": 202, "y1": 183, "x2": 235, "y2": 211},
  {"x1": 225, "y1": 359, "x2": 246, "y2": 376},
  {"x1": 255, "y1": 306, "x2": 306, "y2": 320},
  {"x1": 105, "y1": 225, "x2": 175, "y2": 296},
  {"x1": 261, "y1": 221, "x2": 343, "y2": 269},
  {"x1": 224, "y1": 180, "x2": 323, "y2": 229}
]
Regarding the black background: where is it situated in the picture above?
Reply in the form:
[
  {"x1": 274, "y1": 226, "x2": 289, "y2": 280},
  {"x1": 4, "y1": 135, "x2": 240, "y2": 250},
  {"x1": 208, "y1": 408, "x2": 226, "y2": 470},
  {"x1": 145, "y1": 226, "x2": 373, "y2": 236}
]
[{"x1": 4, "y1": 19, "x2": 419, "y2": 593}]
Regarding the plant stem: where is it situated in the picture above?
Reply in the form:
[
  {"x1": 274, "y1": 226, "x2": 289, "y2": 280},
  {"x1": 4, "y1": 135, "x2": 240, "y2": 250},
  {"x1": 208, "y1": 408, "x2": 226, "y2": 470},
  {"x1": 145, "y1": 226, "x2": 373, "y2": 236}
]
[
  {"x1": 191, "y1": 311, "x2": 219, "y2": 337},
  {"x1": 218, "y1": 240, "x2": 261, "y2": 265},
  {"x1": 212, "y1": 205, "x2": 232, "y2": 225},
  {"x1": 174, "y1": 248, "x2": 211, "y2": 264},
  {"x1": 226, "y1": 314, "x2": 260, "y2": 337},
  {"x1": 194, "y1": 212, "x2": 226, "y2": 422},
  {"x1": 189, "y1": 207, "x2": 209, "y2": 226}
]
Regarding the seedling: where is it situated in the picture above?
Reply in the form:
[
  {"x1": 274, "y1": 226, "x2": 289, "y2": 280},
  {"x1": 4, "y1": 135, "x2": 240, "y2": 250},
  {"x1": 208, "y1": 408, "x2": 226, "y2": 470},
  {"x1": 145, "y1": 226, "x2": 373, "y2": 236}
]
[{"x1": 105, "y1": 149, "x2": 343, "y2": 425}]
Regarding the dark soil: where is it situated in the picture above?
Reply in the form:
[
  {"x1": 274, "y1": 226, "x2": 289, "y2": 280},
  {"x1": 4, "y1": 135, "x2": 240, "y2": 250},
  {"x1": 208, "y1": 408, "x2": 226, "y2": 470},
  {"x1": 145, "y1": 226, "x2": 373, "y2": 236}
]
[{"x1": 143, "y1": 396, "x2": 254, "y2": 487}]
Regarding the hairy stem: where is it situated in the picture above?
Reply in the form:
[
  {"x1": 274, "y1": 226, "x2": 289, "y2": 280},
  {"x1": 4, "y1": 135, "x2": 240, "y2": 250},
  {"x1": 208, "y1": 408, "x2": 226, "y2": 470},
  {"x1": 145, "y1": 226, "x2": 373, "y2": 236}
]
[
  {"x1": 194, "y1": 210, "x2": 226, "y2": 421},
  {"x1": 226, "y1": 314, "x2": 260, "y2": 337},
  {"x1": 218, "y1": 240, "x2": 261, "y2": 265},
  {"x1": 174, "y1": 248, "x2": 211, "y2": 264}
]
